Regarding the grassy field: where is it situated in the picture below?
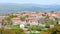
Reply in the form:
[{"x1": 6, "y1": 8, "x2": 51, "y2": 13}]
[{"x1": 11, "y1": 25, "x2": 20, "y2": 29}]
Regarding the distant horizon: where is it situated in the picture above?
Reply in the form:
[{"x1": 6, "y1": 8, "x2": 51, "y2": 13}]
[
  {"x1": 0, "y1": 0, "x2": 60, "y2": 16},
  {"x1": 0, "y1": 0, "x2": 60, "y2": 5},
  {"x1": 0, "y1": 3, "x2": 60, "y2": 6}
]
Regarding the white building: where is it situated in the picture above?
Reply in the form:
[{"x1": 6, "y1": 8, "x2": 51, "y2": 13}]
[
  {"x1": 20, "y1": 24, "x2": 24, "y2": 29},
  {"x1": 58, "y1": 21, "x2": 60, "y2": 24},
  {"x1": 50, "y1": 25, "x2": 54, "y2": 28}
]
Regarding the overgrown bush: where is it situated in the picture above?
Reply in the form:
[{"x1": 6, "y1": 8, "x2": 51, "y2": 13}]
[{"x1": 0, "y1": 28, "x2": 25, "y2": 34}]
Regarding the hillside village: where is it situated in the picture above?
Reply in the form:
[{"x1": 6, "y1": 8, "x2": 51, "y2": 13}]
[{"x1": 0, "y1": 11, "x2": 60, "y2": 34}]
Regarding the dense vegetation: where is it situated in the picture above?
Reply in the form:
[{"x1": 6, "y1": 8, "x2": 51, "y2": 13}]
[
  {"x1": 41, "y1": 25, "x2": 60, "y2": 34},
  {"x1": 0, "y1": 29, "x2": 25, "y2": 34},
  {"x1": 20, "y1": 15, "x2": 28, "y2": 21}
]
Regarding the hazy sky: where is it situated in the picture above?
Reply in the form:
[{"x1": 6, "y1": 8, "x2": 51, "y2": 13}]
[{"x1": 0, "y1": 0, "x2": 60, "y2": 5}]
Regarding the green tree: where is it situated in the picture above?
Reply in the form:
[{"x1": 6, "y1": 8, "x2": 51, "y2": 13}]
[
  {"x1": 0, "y1": 29, "x2": 25, "y2": 34},
  {"x1": 28, "y1": 25, "x2": 41, "y2": 31},
  {"x1": 1, "y1": 14, "x2": 17, "y2": 28},
  {"x1": 47, "y1": 25, "x2": 60, "y2": 34},
  {"x1": 20, "y1": 15, "x2": 28, "y2": 21},
  {"x1": 54, "y1": 17, "x2": 59, "y2": 24},
  {"x1": 44, "y1": 16, "x2": 51, "y2": 28},
  {"x1": 51, "y1": 11, "x2": 54, "y2": 13}
]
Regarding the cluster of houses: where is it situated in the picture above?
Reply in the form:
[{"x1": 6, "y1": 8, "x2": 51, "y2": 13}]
[
  {"x1": 0, "y1": 12, "x2": 60, "y2": 28},
  {"x1": 11, "y1": 12, "x2": 60, "y2": 28}
]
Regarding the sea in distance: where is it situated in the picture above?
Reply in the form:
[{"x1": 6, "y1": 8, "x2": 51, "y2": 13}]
[{"x1": 0, "y1": 3, "x2": 60, "y2": 15}]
